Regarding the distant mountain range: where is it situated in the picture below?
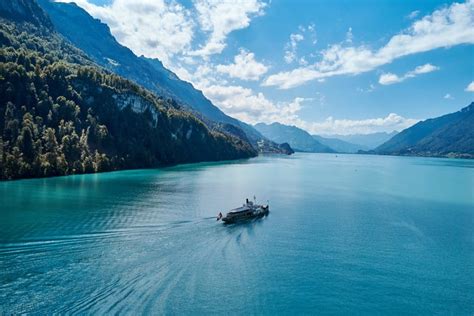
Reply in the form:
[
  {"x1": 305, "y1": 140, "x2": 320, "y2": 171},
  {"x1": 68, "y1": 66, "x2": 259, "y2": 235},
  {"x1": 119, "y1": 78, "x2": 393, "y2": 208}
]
[
  {"x1": 37, "y1": 0, "x2": 278, "y2": 150},
  {"x1": 254, "y1": 122, "x2": 404, "y2": 154},
  {"x1": 375, "y1": 102, "x2": 474, "y2": 158},
  {"x1": 312, "y1": 135, "x2": 368, "y2": 153},
  {"x1": 254, "y1": 103, "x2": 474, "y2": 158},
  {"x1": 321, "y1": 131, "x2": 398, "y2": 150},
  {"x1": 254, "y1": 123, "x2": 335, "y2": 153}
]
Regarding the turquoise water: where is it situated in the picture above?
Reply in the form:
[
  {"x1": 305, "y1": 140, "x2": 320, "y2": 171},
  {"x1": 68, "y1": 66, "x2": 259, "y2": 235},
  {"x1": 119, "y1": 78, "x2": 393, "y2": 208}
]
[{"x1": 0, "y1": 153, "x2": 473, "y2": 314}]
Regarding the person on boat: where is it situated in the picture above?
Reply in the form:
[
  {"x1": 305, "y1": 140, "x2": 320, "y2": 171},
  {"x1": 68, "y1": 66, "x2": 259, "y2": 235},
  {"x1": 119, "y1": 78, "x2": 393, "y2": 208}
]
[{"x1": 217, "y1": 212, "x2": 223, "y2": 220}]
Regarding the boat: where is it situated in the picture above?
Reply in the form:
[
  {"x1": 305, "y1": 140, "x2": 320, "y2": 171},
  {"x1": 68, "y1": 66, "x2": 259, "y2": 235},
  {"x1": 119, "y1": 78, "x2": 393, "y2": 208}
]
[{"x1": 217, "y1": 197, "x2": 269, "y2": 224}]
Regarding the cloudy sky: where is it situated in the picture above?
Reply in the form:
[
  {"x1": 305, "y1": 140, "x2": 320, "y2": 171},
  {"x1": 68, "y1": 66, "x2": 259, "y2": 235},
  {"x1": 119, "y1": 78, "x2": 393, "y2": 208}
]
[{"x1": 59, "y1": 0, "x2": 473, "y2": 135}]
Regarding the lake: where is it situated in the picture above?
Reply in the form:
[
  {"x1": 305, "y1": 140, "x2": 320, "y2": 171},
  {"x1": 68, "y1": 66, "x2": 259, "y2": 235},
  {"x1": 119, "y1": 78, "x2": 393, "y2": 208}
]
[{"x1": 0, "y1": 153, "x2": 473, "y2": 314}]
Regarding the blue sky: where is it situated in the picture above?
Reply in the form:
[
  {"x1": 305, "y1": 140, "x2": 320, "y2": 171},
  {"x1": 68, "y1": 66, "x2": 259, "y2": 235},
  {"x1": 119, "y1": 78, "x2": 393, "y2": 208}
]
[{"x1": 61, "y1": 0, "x2": 473, "y2": 134}]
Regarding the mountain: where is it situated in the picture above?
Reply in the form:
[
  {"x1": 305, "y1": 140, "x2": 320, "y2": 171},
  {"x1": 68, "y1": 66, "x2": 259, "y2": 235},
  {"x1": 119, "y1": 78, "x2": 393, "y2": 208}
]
[
  {"x1": 0, "y1": 0, "x2": 256, "y2": 180},
  {"x1": 0, "y1": 0, "x2": 53, "y2": 29},
  {"x1": 37, "y1": 0, "x2": 274, "y2": 149},
  {"x1": 375, "y1": 103, "x2": 474, "y2": 158},
  {"x1": 322, "y1": 131, "x2": 398, "y2": 150},
  {"x1": 254, "y1": 123, "x2": 335, "y2": 153},
  {"x1": 312, "y1": 135, "x2": 368, "y2": 153},
  {"x1": 256, "y1": 140, "x2": 294, "y2": 155}
]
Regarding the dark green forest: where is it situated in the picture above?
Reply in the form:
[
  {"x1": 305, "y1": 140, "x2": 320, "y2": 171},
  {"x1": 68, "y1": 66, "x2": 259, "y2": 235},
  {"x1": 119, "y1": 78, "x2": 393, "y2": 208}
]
[{"x1": 0, "y1": 14, "x2": 256, "y2": 180}]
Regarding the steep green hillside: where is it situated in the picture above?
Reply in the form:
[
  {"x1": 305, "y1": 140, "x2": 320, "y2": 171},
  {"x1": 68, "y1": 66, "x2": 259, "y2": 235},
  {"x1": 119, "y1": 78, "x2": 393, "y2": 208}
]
[
  {"x1": 375, "y1": 102, "x2": 474, "y2": 158},
  {"x1": 0, "y1": 2, "x2": 256, "y2": 180},
  {"x1": 0, "y1": 0, "x2": 53, "y2": 29},
  {"x1": 37, "y1": 0, "x2": 275, "y2": 149}
]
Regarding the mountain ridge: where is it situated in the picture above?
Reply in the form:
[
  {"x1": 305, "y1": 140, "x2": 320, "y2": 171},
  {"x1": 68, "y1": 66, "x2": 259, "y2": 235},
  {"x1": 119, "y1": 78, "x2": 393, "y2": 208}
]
[
  {"x1": 37, "y1": 0, "x2": 275, "y2": 149},
  {"x1": 374, "y1": 102, "x2": 474, "y2": 158},
  {"x1": 0, "y1": 0, "x2": 256, "y2": 180},
  {"x1": 312, "y1": 135, "x2": 368, "y2": 153},
  {"x1": 321, "y1": 131, "x2": 398, "y2": 150},
  {"x1": 254, "y1": 122, "x2": 335, "y2": 153},
  {"x1": 0, "y1": 0, "x2": 53, "y2": 29}
]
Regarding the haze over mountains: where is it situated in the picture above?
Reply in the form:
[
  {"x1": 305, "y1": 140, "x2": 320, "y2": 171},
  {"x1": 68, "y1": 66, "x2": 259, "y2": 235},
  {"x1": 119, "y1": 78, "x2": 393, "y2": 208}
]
[
  {"x1": 312, "y1": 135, "x2": 370, "y2": 154},
  {"x1": 255, "y1": 104, "x2": 474, "y2": 158},
  {"x1": 255, "y1": 122, "x2": 399, "y2": 153},
  {"x1": 321, "y1": 132, "x2": 398, "y2": 150}
]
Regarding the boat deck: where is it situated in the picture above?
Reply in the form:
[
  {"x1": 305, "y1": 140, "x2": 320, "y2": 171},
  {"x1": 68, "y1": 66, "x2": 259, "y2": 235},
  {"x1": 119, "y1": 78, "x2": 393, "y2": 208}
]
[{"x1": 228, "y1": 206, "x2": 251, "y2": 214}]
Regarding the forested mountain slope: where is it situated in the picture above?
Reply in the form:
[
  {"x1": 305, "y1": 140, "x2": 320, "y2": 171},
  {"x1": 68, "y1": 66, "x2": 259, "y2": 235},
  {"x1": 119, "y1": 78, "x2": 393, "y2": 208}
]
[
  {"x1": 0, "y1": 1, "x2": 256, "y2": 180},
  {"x1": 37, "y1": 0, "x2": 274, "y2": 148},
  {"x1": 375, "y1": 102, "x2": 474, "y2": 158}
]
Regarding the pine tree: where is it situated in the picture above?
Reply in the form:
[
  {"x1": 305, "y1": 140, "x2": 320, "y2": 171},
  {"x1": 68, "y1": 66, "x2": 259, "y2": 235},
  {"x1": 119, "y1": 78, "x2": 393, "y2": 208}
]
[{"x1": 17, "y1": 113, "x2": 36, "y2": 164}]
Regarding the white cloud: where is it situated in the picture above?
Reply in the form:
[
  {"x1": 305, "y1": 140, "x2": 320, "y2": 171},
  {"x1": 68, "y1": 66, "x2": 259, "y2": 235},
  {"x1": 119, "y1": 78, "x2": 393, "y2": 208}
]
[
  {"x1": 263, "y1": 67, "x2": 322, "y2": 89},
  {"x1": 379, "y1": 63, "x2": 439, "y2": 85},
  {"x1": 189, "y1": 0, "x2": 266, "y2": 57},
  {"x1": 58, "y1": 0, "x2": 423, "y2": 135},
  {"x1": 305, "y1": 113, "x2": 419, "y2": 135},
  {"x1": 56, "y1": 0, "x2": 195, "y2": 65},
  {"x1": 308, "y1": 23, "x2": 317, "y2": 44},
  {"x1": 202, "y1": 84, "x2": 309, "y2": 124},
  {"x1": 202, "y1": 83, "x2": 417, "y2": 135},
  {"x1": 409, "y1": 63, "x2": 439, "y2": 75},
  {"x1": 173, "y1": 63, "x2": 419, "y2": 135},
  {"x1": 444, "y1": 93, "x2": 454, "y2": 99},
  {"x1": 299, "y1": 57, "x2": 308, "y2": 66},
  {"x1": 465, "y1": 81, "x2": 474, "y2": 91},
  {"x1": 284, "y1": 33, "x2": 304, "y2": 63},
  {"x1": 216, "y1": 49, "x2": 268, "y2": 80},
  {"x1": 346, "y1": 27, "x2": 353, "y2": 43},
  {"x1": 186, "y1": 64, "x2": 219, "y2": 88},
  {"x1": 59, "y1": 0, "x2": 266, "y2": 64},
  {"x1": 291, "y1": 33, "x2": 304, "y2": 44},
  {"x1": 407, "y1": 10, "x2": 420, "y2": 20},
  {"x1": 264, "y1": 0, "x2": 474, "y2": 89},
  {"x1": 357, "y1": 84, "x2": 376, "y2": 93},
  {"x1": 379, "y1": 73, "x2": 402, "y2": 85},
  {"x1": 283, "y1": 23, "x2": 317, "y2": 64}
]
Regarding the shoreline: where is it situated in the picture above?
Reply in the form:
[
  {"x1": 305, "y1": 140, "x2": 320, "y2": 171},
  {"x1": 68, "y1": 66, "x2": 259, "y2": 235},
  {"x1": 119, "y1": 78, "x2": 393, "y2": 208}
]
[{"x1": 2, "y1": 152, "x2": 473, "y2": 183}]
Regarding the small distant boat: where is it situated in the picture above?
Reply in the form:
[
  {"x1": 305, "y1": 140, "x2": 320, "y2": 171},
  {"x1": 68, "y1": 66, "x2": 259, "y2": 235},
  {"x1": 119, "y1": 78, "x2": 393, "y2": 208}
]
[{"x1": 217, "y1": 197, "x2": 269, "y2": 224}]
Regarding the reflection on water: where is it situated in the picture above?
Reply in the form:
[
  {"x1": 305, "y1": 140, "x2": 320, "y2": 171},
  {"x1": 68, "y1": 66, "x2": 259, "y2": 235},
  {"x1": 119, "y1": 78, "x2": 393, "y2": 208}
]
[{"x1": 0, "y1": 154, "x2": 473, "y2": 314}]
